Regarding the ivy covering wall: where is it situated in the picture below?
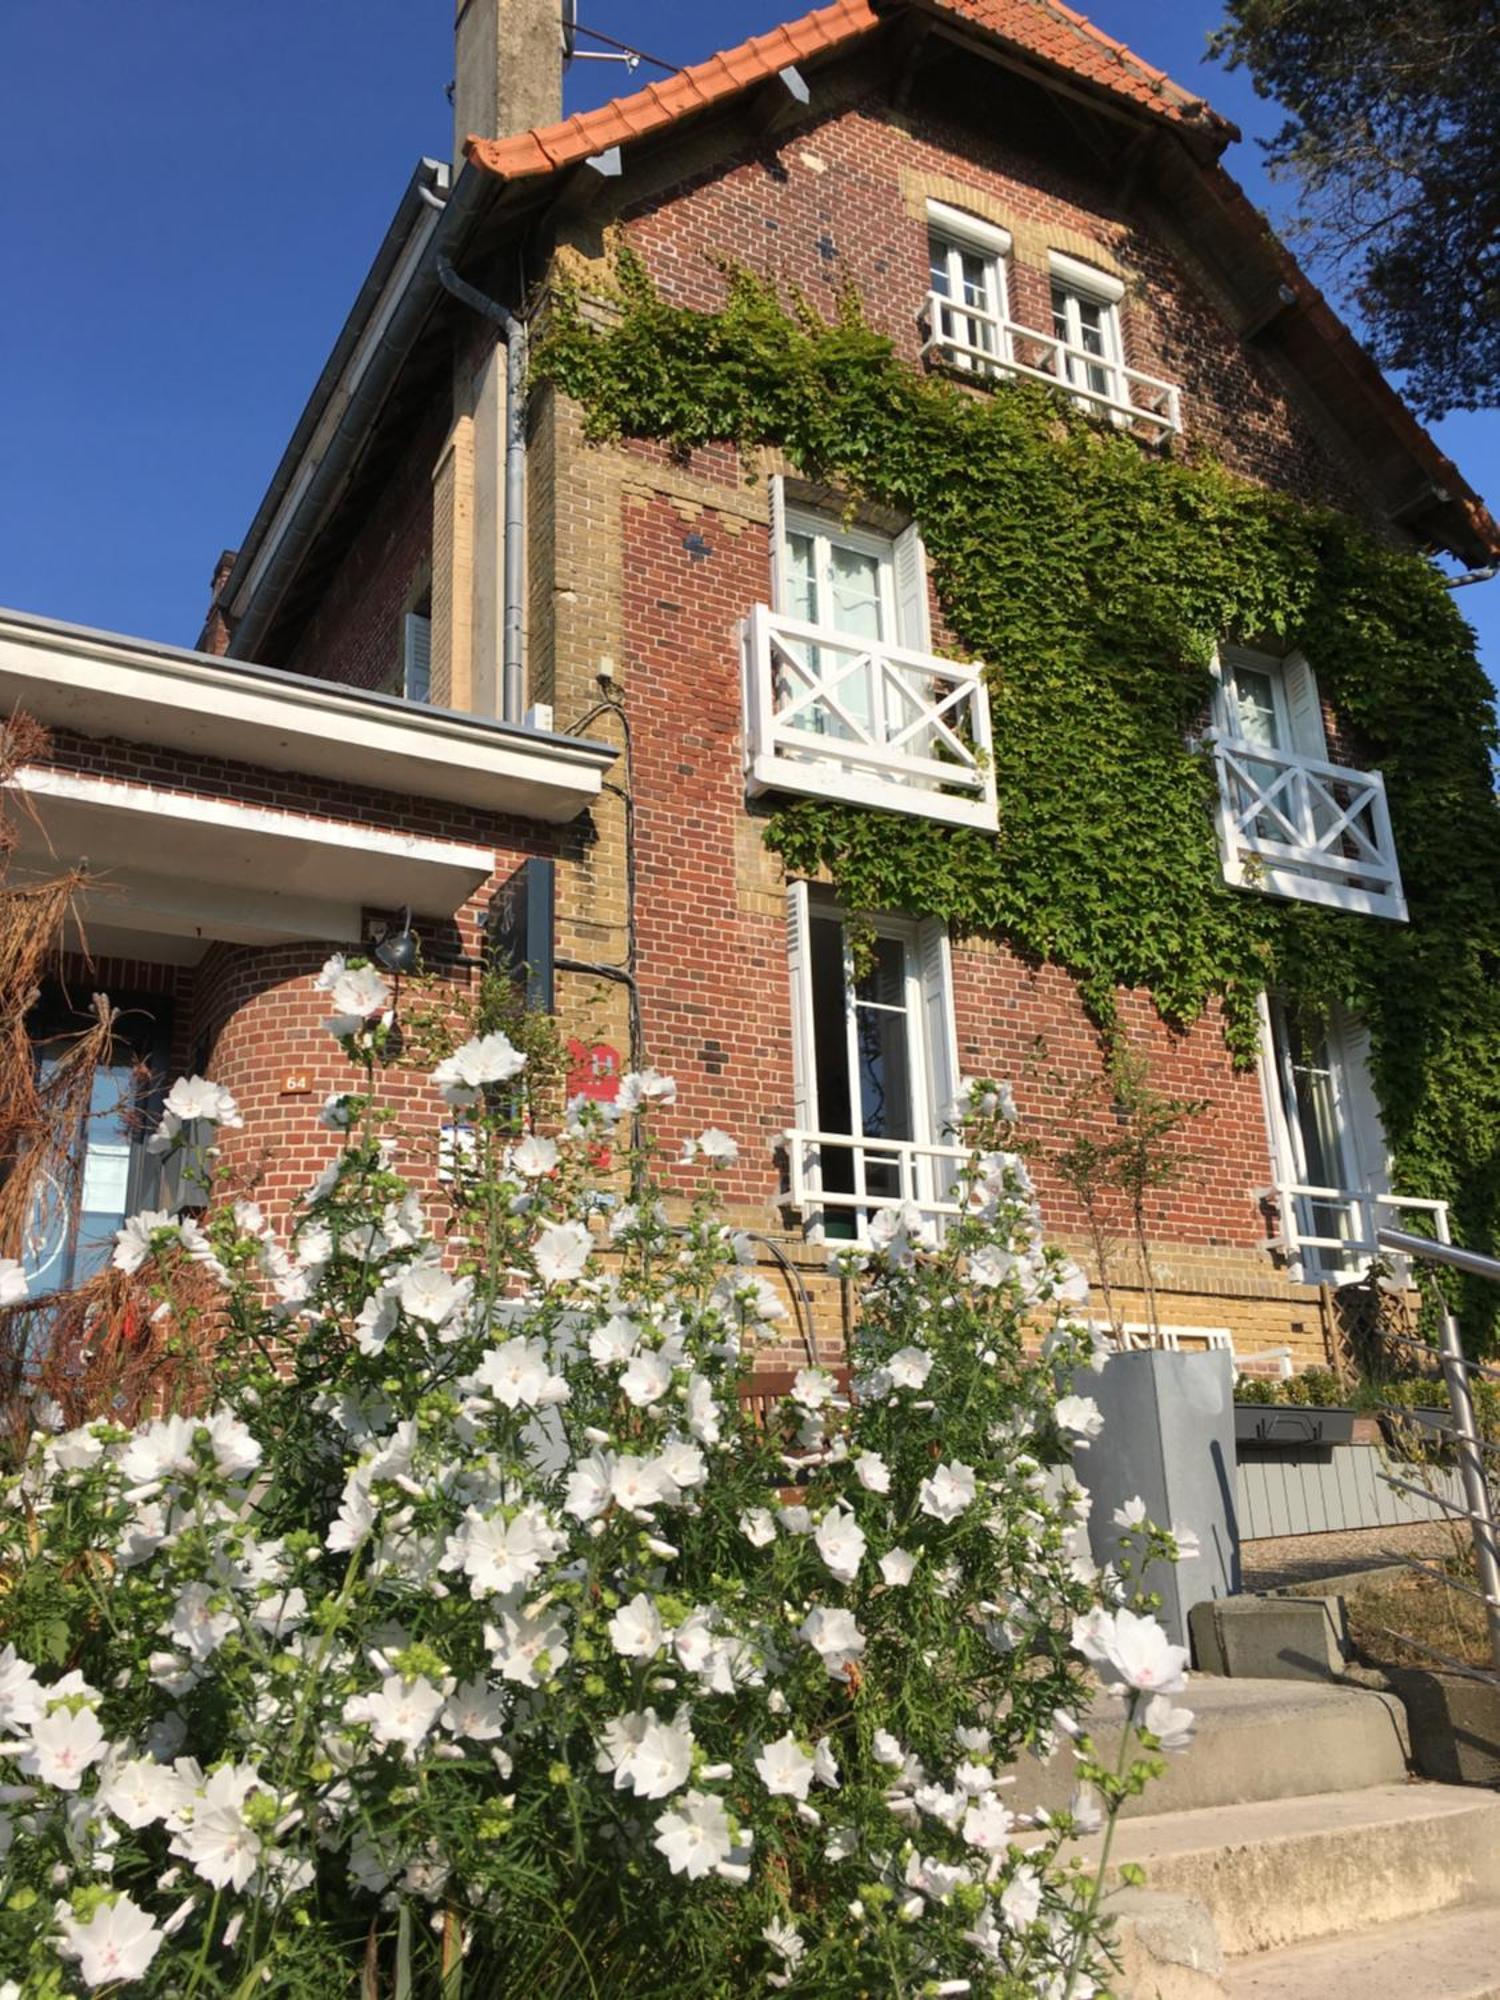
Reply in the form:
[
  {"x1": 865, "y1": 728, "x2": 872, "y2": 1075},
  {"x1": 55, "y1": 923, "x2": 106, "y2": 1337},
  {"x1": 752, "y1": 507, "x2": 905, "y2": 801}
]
[{"x1": 539, "y1": 257, "x2": 1500, "y2": 1338}]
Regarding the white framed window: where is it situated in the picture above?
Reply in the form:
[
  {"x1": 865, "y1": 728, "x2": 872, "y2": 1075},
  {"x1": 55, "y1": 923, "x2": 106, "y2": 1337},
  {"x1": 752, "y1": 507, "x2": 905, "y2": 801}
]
[
  {"x1": 927, "y1": 201, "x2": 1012, "y2": 375},
  {"x1": 1258, "y1": 995, "x2": 1390, "y2": 1282},
  {"x1": 401, "y1": 607, "x2": 433, "y2": 704},
  {"x1": 1215, "y1": 644, "x2": 1327, "y2": 760},
  {"x1": 1048, "y1": 251, "x2": 1126, "y2": 408},
  {"x1": 784, "y1": 883, "x2": 960, "y2": 1236}
]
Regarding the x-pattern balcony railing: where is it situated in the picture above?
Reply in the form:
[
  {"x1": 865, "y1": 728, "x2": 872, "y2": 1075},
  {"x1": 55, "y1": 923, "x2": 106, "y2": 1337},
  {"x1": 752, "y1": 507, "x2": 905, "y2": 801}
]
[
  {"x1": 1212, "y1": 735, "x2": 1406, "y2": 920},
  {"x1": 920, "y1": 292, "x2": 1183, "y2": 439},
  {"x1": 742, "y1": 604, "x2": 998, "y2": 830}
]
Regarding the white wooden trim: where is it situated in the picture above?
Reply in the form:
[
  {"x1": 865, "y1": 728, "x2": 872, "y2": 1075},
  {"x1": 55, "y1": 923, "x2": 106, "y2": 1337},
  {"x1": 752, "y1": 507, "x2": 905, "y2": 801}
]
[
  {"x1": 1048, "y1": 249, "x2": 1126, "y2": 304},
  {"x1": 926, "y1": 200, "x2": 1012, "y2": 258}
]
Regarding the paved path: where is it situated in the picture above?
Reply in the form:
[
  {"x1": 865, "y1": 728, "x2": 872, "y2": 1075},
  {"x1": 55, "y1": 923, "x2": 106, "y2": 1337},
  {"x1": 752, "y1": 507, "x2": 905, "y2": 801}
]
[{"x1": 1241, "y1": 1519, "x2": 1459, "y2": 1592}]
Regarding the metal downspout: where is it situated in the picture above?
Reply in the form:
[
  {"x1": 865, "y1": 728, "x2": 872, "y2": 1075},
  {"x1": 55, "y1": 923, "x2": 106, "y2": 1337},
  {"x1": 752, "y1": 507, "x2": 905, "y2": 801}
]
[{"x1": 436, "y1": 256, "x2": 527, "y2": 725}]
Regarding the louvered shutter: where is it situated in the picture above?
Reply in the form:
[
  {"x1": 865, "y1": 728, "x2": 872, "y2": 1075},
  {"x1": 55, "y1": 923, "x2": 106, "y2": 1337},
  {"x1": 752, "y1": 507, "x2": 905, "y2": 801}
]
[
  {"x1": 785, "y1": 880, "x2": 818, "y2": 1132},
  {"x1": 917, "y1": 920, "x2": 960, "y2": 1205},
  {"x1": 768, "y1": 476, "x2": 789, "y2": 612},
  {"x1": 1335, "y1": 1013, "x2": 1391, "y2": 1197},
  {"x1": 1283, "y1": 652, "x2": 1327, "y2": 759},
  {"x1": 892, "y1": 523, "x2": 932, "y2": 652},
  {"x1": 403, "y1": 612, "x2": 433, "y2": 704}
]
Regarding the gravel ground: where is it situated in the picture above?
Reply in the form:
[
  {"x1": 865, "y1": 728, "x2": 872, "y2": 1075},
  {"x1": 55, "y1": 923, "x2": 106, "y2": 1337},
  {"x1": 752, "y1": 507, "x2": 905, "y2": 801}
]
[{"x1": 1240, "y1": 1518, "x2": 1461, "y2": 1592}]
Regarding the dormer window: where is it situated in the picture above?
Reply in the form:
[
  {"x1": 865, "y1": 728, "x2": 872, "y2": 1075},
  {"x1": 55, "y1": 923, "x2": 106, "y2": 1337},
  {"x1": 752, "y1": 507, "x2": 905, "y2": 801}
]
[
  {"x1": 1048, "y1": 252, "x2": 1126, "y2": 409},
  {"x1": 927, "y1": 203, "x2": 1012, "y2": 377},
  {"x1": 1211, "y1": 645, "x2": 1406, "y2": 920}
]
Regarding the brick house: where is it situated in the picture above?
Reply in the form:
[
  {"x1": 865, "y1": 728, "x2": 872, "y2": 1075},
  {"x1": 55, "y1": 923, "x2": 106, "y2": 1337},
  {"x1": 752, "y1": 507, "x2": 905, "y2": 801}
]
[{"x1": 7, "y1": 0, "x2": 1497, "y2": 1370}]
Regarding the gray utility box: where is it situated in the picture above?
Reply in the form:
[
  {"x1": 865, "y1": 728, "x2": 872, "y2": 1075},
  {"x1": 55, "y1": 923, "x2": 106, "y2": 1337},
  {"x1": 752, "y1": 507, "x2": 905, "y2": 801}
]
[{"x1": 1072, "y1": 1349, "x2": 1241, "y2": 1648}]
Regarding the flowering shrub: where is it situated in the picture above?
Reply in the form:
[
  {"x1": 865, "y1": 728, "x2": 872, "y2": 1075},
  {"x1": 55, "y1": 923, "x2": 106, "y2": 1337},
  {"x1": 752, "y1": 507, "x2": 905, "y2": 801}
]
[{"x1": 0, "y1": 960, "x2": 1190, "y2": 1997}]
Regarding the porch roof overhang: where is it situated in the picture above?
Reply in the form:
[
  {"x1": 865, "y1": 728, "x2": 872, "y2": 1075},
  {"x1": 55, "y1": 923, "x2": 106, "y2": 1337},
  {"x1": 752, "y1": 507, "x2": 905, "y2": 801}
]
[{"x1": 0, "y1": 608, "x2": 615, "y2": 824}]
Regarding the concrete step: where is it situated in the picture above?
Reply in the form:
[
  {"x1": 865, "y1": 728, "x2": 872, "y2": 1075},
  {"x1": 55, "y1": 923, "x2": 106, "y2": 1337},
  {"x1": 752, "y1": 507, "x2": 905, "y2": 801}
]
[
  {"x1": 1093, "y1": 1781, "x2": 1500, "y2": 1955},
  {"x1": 1224, "y1": 1900, "x2": 1500, "y2": 1999},
  {"x1": 1021, "y1": 1675, "x2": 1410, "y2": 1820}
]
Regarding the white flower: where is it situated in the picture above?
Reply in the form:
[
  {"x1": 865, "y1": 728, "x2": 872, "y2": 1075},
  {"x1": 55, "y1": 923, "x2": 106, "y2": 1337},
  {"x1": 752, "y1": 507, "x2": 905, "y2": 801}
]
[
  {"x1": 620, "y1": 1350, "x2": 673, "y2": 1408},
  {"x1": 609, "y1": 1593, "x2": 667, "y2": 1660},
  {"x1": 112, "y1": 1210, "x2": 174, "y2": 1274},
  {"x1": 961, "y1": 1796, "x2": 1014, "y2": 1852},
  {"x1": 687, "y1": 1127, "x2": 738, "y2": 1164},
  {"x1": 763, "y1": 1917, "x2": 805, "y2": 1967},
  {"x1": 322, "y1": 961, "x2": 392, "y2": 1038},
  {"x1": 1055, "y1": 1394, "x2": 1104, "y2": 1443},
  {"x1": 918, "y1": 1461, "x2": 977, "y2": 1524},
  {"x1": 1113, "y1": 1495, "x2": 1149, "y2": 1530},
  {"x1": 13, "y1": 1704, "x2": 106, "y2": 1789},
  {"x1": 887, "y1": 1345, "x2": 934, "y2": 1389},
  {"x1": 56, "y1": 1894, "x2": 164, "y2": 1987},
  {"x1": 176, "y1": 1794, "x2": 262, "y2": 1890},
  {"x1": 616, "y1": 1711, "x2": 695, "y2": 1800},
  {"x1": 1073, "y1": 1606, "x2": 1189, "y2": 1695},
  {"x1": 999, "y1": 1865, "x2": 1042, "y2": 1929},
  {"x1": 616, "y1": 1068, "x2": 678, "y2": 1112},
  {"x1": 510, "y1": 1133, "x2": 558, "y2": 1177},
  {"x1": 879, "y1": 1546, "x2": 918, "y2": 1586},
  {"x1": 449, "y1": 1505, "x2": 564, "y2": 1598},
  {"x1": 755, "y1": 1732, "x2": 816, "y2": 1800},
  {"x1": 0, "y1": 1645, "x2": 42, "y2": 1728},
  {"x1": 432, "y1": 1032, "x2": 527, "y2": 1107},
  {"x1": 531, "y1": 1221, "x2": 592, "y2": 1285},
  {"x1": 398, "y1": 1262, "x2": 470, "y2": 1328},
  {"x1": 791, "y1": 1367, "x2": 837, "y2": 1410},
  {"x1": 564, "y1": 1451, "x2": 616, "y2": 1521},
  {"x1": 853, "y1": 1450, "x2": 890, "y2": 1494},
  {"x1": 319, "y1": 1092, "x2": 357, "y2": 1130},
  {"x1": 654, "y1": 1438, "x2": 706, "y2": 1492},
  {"x1": 162, "y1": 1074, "x2": 242, "y2": 1128},
  {"x1": 609, "y1": 1455, "x2": 671, "y2": 1516},
  {"x1": 872, "y1": 1729, "x2": 906, "y2": 1767},
  {"x1": 799, "y1": 1607, "x2": 865, "y2": 1677},
  {"x1": 166, "y1": 1583, "x2": 235, "y2": 1663},
  {"x1": 739, "y1": 1508, "x2": 777, "y2": 1548},
  {"x1": 354, "y1": 1290, "x2": 400, "y2": 1357},
  {"x1": 343, "y1": 1674, "x2": 447, "y2": 1751},
  {"x1": 0, "y1": 1258, "x2": 27, "y2": 1307},
  {"x1": 486, "y1": 1604, "x2": 569, "y2": 1687},
  {"x1": 814, "y1": 1506, "x2": 866, "y2": 1584},
  {"x1": 588, "y1": 1313, "x2": 638, "y2": 1365},
  {"x1": 474, "y1": 1336, "x2": 567, "y2": 1409},
  {"x1": 441, "y1": 1679, "x2": 507, "y2": 1742},
  {"x1": 1143, "y1": 1694, "x2": 1195, "y2": 1751},
  {"x1": 686, "y1": 1373, "x2": 721, "y2": 1444},
  {"x1": 653, "y1": 1790, "x2": 733, "y2": 1879}
]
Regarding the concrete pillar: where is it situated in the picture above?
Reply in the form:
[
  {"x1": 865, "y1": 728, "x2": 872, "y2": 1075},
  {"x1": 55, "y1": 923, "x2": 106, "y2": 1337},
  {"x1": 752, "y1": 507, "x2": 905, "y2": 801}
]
[{"x1": 453, "y1": 0, "x2": 563, "y2": 155}]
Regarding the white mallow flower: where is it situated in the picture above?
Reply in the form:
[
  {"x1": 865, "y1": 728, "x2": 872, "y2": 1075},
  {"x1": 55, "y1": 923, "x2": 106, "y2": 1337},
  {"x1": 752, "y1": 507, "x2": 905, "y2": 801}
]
[
  {"x1": 872, "y1": 1729, "x2": 906, "y2": 1767},
  {"x1": 879, "y1": 1547, "x2": 918, "y2": 1587},
  {"x1": 174, "y1": 1800, "x2": 262, "y2": 1891},
  {"x1": 162, "y1": 1074, "x2": 242, "y2": 1128},
  {"x1": 448, "y1": 1505, "x2": 565, "y2": 1598},
  {"x1": 605, "y1": 1710, "x2": 695, "y2": 1800},
  {"x1": 343, "y1": 1675, "x2": 448, "y2": 1751},
  {"x1": 853, "y1": 1450, "x2": 890, "y2": 1494},
  {"x1": 0, "y1": 1258, "x2": 27, "y2": 1307},
  {"x1": 397, "y1": 1261, "x2": 471, "y2": 1329},
  {"x1": 485, "y1": 1604, "x2": 569, "y2": 1687},
  {"x1": 165, "y1": 1583, "x2": 235, "y2": 1663},
  {"x1": 653, "y1": 1790, "x2": 734, "y2": 1880},
  {"x1": 654, "y1": 1438, "x2": 706, "y2": 1492},
  {"x1": 799, "y1": 1607, "x2": 866, "y2": 1678},
  {"x1": 609, "y1": 1455, "x2": 671, "y2": 1517},
  {"x1": 432, "y1": 1031, "x2": 527, "y2": 1107},
  {"x1": 999, "y1": 1864, "x2": 1043, "y2": 1930},
  {"x1": 531, "y1": 1221, "x2": 593, "y2": 1285},
  {"x1": 112, "y1": 1209, "x2": 174, "y2": 1274},
  {"x1": 441, "y1": 1679, "x2": 507, "y2": 1742},
  {"x1": 615, "y1": 1068, "x2": 678, "y2": 1112},
  {"x1": 510, "y1": 1133, "x2": 558, "y2": 1177},
  {"x1": 686, "y1": 1373, "x2": 721, "y2": 1444},
  {"x1": 763, "y1": 1918, "x2": 805, "y2": 1970},
  {"x1": 739, "y1": 1507, "x2": 777, "y2": 1548},
  {"x1": 961, "y1": 1795, "x2": 1015, "y2": 1853},
  {"x1": 609, "y1": 1592, "x2": 669, "y2": 1660},
  {"x1": 684, "y1": 1126, "x2": 738, "y2": 1164},
  {"x1": 564, "y1": 1451, "x2": 616, "y2": 1522},
  {"x1": 0, "y1": 1645, "x2": 42, "y2": 1728},
  {"x1": 474, "y1": 1336, "x2": 568, "y2": 1409},
  {"x1": 620, "y1": 1349, "x2": 674, "y2": 1409},
  {"x1": 755, "y1": 1732, "x2": 816, "y2": 1800},
  {"x1": 918, "y1": 1461, "x2": 977, "y2": 1524},
  {"x1": 1113, "y1": 1495, "x2": 1149, "y2": 1530},
  {"x1": 13, "y1": 1704, "x2": 107, "y2": 1790},
  {"x1": 814, "y1": 1506, "x2": 866, "y2": 1584},
  {"x1": 887, "y1": 1345, "x2": 934, "y2": 1389},
  {"x1": 791, "y1": 1367, "x2": 838, "y2": 1411},
  {"x1": 56, "y1": 1894, "x2": 164, "y2": 1988},
  {"x1": 354, "y1": 1290, "x2": 400, "y2": 1357},
  {"x1": 98, "y1": 1756, "x2": 190, "y2": 1830},
  {"x1": 1072, "y1": 1606, "x2": 1189, "y2": 1695},
  {"x1": 1143, "y1": 1694, "x2": 1196, "y2": 1751},
  {"x1": 323, "y1": 961, "x2": 391, "y2": 1038},
  {"x1": 588, "y1": 1313, "x2": 638, "y2": 1365},
  {"x1": 1055, "y1": 1394, "x2": 1104, "y2": 1444}
]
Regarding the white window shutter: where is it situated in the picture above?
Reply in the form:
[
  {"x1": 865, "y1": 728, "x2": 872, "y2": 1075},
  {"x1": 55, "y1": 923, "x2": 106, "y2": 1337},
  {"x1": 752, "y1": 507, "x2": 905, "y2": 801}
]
[
  {"x1": 768, "y1": 476, "x2": 789, "y2": 613},
  {"x1": 892, "y1": 523, "x2": 932, "y2": 652},
  {"x1": 785, "y1": 880, "x2": 818, "y2": 1130},
  {"x1": 1334, "y1": 1013, "x2": 1391, "y2": 1196},
  {"x1": 917, "y1": 919, "x2": 959, "y2": 1138},
  {"x1": 403, "y1": 612, "x2": 433, "y2": 704},
  {"x1": 1282, "y1": 652, "x2": 1327, "y2": 759}
]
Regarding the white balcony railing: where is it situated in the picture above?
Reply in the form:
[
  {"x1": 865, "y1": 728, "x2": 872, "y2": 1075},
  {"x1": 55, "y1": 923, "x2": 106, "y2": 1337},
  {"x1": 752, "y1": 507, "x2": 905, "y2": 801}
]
[
  {"x1": 920, "y1": 292, "x2": 1183, "y2": 439},
  {"x1": 1212, "y1": 735, "x2": 1407, "y2": 921},
  {"x1": 742, "y1": 604, "x2": 998, "y2": 830},
  {"x1": 781, "y1": 1128, "x2": 970, "y2": 1235},
  {"x1": 1265, "y1": 1185, "x2": 1450, "y2": 1280}
]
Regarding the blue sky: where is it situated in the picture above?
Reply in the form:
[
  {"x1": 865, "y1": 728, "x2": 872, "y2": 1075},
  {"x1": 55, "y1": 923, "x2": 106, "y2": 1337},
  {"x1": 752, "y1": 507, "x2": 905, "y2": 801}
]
[{"x1": 2, "y1": 1, "x2": 1495, "y2": 685}]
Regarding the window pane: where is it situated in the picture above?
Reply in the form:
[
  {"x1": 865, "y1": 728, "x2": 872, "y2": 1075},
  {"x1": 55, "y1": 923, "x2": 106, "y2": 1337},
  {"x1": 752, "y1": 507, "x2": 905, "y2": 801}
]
[
  {"x1": 929, "y1": 234, "x2": 952, "y2": 298},
  {"x1": 856, "y1": 1002, "x2": 913, "y2": 1144},
  {"x1": 855, "y1": 934, "x2": 906, "y2": 1010},
  {"x1": 827, "y1": 543, "x2": 883, "y2": 640},
  {"x1": 784, "y1": 529, "x2": 819, "y2": 624},
  {"x1": 1232, "y1": 667, "x2": 1281, "y2": 749}
]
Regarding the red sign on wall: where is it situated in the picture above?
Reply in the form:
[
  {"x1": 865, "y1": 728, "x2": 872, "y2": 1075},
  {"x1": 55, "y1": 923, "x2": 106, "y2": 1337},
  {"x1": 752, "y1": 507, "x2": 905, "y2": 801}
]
[{"x1": 567, "y1": 1039, "x2": 621, "y2": 1103}]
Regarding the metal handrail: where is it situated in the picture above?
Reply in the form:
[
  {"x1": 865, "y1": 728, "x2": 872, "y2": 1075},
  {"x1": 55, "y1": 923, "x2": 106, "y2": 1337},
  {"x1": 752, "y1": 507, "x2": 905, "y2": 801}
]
[{"x1": 1374, "y1": 1222, "x2": 1500, "y2": 1674}]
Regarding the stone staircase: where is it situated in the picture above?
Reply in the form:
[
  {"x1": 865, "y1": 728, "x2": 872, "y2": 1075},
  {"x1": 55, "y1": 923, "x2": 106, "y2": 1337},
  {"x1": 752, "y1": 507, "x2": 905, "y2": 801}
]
[{"x1": 1065, "y1": 1678, "x2": 1500, "y2": 1998}]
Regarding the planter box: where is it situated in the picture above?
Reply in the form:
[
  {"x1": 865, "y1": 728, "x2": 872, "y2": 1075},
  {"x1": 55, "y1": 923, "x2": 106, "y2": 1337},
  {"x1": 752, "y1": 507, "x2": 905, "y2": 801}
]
[{"x1": 1235, "y1": 1403, "x2": 1357, "y2": 1447}]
